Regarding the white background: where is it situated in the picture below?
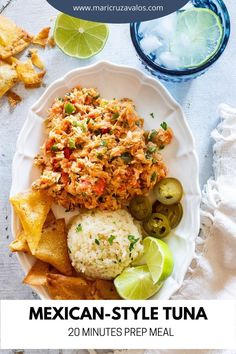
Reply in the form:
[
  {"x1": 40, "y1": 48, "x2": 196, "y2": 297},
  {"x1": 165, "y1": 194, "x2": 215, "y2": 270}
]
[{"x1": 1, "y1": 301, "x2": 236, "y2": 350}]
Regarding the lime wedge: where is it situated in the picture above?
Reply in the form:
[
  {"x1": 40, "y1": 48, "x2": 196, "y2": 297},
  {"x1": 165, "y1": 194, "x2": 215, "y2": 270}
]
[
  {"x1": 172, "y1": 8, "x2": 223, "y2": 68},
  {"x1": 143, "y1": 237, "x2": 174, "y2": 284},
  {"x1": 54, "y1": 14, "x2": 109, "y2": 59},
  {"x1": 114, "y1": 265, "x2": 163, "y2": 300}
]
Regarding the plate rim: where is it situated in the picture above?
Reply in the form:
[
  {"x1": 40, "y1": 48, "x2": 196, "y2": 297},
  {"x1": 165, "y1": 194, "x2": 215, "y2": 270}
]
[{"x1": 10, "y1": 61, "x2": 201, "y2": 299}]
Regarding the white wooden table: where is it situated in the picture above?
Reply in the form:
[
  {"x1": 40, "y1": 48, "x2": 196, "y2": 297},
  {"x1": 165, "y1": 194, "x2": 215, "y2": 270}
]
[{"x1": 0, "y1": 0, "x2": 235, "y2": 307}]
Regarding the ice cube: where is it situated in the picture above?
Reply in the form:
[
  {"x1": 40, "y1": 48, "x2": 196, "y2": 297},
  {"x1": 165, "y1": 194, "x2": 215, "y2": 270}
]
[
  {"x1": 156, "y1": 51, "x2": 181, "y2": 70},
  {"x1": 140, "y1": 35, "x2": 162, "y2": 55},
  {"x1": 138, "y1": 19, "x2": 159, "y2": 37},
  {"x1": 151, "y1": 13, "x2": 178, "y2": 41}
]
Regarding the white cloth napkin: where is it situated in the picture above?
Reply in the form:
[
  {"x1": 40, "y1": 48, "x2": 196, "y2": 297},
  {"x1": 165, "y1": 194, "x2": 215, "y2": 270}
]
[{"x1": 171, "y1": 103, "x2": 236, "y2": 300}]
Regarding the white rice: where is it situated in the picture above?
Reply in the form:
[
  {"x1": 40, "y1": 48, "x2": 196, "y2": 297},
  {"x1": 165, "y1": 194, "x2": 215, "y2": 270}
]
[{"x1": 67, "y1": 209, "x2": 143, "y2": 280}]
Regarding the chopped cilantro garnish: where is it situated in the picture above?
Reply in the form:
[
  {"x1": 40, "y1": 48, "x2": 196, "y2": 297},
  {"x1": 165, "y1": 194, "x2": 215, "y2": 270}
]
[
  {"x1": 72, "y1": 121, "x2": 79, "y2": 127},
  {"x1": 148, "y1": 129, "x2": 157, "y2": 141},
  {"x1": 160, "y1": 121, "x2": 168, "y2": 131},
  {"x1": 65, "y1": 103, "x2": 76, "y2": 114},
  {"x1": 128, "y1": 235, "x2": 139, "y2": 252},
  {"x1": 101, "y1": 140, "x2": 107, "y2": 147},
  {"x1": 101, "y1": 100, "x2": 108, "y2": 107},
  {"x1": 69, "y1": 139, "x2": 76, "y2": 149},
  {"x1": 76, "y1": 224, "x2": 82, "y2": 233},
  {"x1": 147, "y1": 145, "x2": 157, "y2": 154},
  {"x1": 151, "y1": 172, "x2": 157, "y2": 182},
  {"x1": 112, "y1": 112, "x2": 119, "y2": 120},
  {"x1": 51, "y1": 145, "x2": 58, "y2": 152},
  {"x1": 79, "y1": 123, "x2": 86, "y2": 133},
  {"x1": 150, "y1": 113, "x2": 155, "y2": 119},
  {"x1": 95, "y1": 239, "x2": 100, "y2": 245},
  {"x1": 128, "y1": 235, "x2": 138, "y2": 242},
  {"x1": 108, "y1": 235, "x2": 116, "y2": 245}
]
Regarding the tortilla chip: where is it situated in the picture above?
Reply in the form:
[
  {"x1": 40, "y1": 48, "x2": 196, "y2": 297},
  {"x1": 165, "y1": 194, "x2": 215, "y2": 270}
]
[
  {"x1": 95, "y1": 279, "x2": 121, "y2": 300},
  {"x1": 23, "y1": 260, "x2": 50, "y2": 286},
  {"x1": 29, "y1": 49, "x2": 45, "y2": 70},
  {"x1": 32, "y1": 27, "x2": 50, "y2": 47},
  {"x1": 9, "y1": 210, "x2": 54, "y2": 253},
  {"x1": 0, "y1": 60, "x2": 18, "y2": 98},
  {"x1": 46, "y1": 273, "x2": 90, "y2": 300},
  {"x1": 10, "y1": 190, "x2": 52, "y2": 254},
  {"x1": 13, "y1": 58, "x2": 45, "y2": 88},
  {"x1": 46, "y1": 273, "x2": 120, "y2": 300},
  {"x1": 6, "y1": 90, "x2": 22, "y2": 107},
  {"x1": 9, "y1": 230, "x2": 30, "y2": 253},
  {"x1": 35, "y1": 219, "x2": 72, "y2": 276},
  {"x1": 0, "y1": 15, "x2": 32, "y2": 59}
]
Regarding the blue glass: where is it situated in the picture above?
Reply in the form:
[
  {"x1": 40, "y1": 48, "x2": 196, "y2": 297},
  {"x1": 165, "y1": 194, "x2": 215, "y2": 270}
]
[{"x1": 130, "y1": 0, "x2": 231, "y2": 82}]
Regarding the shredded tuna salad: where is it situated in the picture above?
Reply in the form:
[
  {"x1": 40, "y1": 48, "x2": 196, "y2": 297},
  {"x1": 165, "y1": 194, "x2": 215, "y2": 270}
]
[{"x1": 32, "y1": 86, "x2": 172, "y2": 210}]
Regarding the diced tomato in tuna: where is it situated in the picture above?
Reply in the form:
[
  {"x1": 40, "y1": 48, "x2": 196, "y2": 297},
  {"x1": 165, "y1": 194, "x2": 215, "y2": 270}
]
[
  {"x1": 63, "y1": 147, "x2": 72, "y2": 159},
  {"x1": 45, "y1": 138, "x2": 55, "y2": 151},
  {"x1": 52, "y1": 159, "x2": 60, "y2": 172},
  {"x1": 101, "y1": 128, "x2": 110, "y2": 134},
  {"x1": 94, "y1": 178, "x2": 106, "y2": 195},
  {"x1": 61, "y1": 172, "x2": 69, "y2": 185}
]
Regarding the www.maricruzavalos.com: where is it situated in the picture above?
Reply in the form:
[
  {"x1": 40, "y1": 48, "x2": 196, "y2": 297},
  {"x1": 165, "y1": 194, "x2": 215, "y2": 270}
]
[{"x1": 72, "y1": 5, "x2": 164, "y2": 12}]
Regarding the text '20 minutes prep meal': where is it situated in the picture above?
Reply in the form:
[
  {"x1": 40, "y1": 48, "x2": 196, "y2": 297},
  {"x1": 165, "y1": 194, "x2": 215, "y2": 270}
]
[{"x1": 10, "y1": 86, "x2": 184, "y2": 300}]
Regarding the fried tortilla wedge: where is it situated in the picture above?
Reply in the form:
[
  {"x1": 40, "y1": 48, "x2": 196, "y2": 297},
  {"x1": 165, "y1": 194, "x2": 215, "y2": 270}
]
[
  {"x1": 9, "y1": 230, "x2": 30, "y2": 253},
  {"x1": 0, "y1": 60, "x2": 18, "y2": 98},
  {"x1": 95, "y1": 279, "x2": 121, "y2": 300},
  {"x1": 23, "y1": 260, "x2": 51, "y2": 286},
  {"x1": 29, "y1": 49, "x2": 45, "y2": 70},
  {"x1": 35, "y1": 219, "x2": 73, "y2": 276},
  {"x1": 0, "y1": 15, "x2": 32, "y2": 59},
  {"x1": 9, "y1": 210, "x2": 55, "y2": 253},
  {"x1": 46, "y1": 273, "x2": 90, "y2": 300},
  {"x1": 12, "y1": 58, "x2": 45, "y2": 88},
  {"x1": 46, "y1": 273, "x2": 120, "y2": 300},
  {"x1": 32, "y1": 27, "x2": 50, "y2": 47},
  {"x1": 10, "y1": 190, "x2": 52, "y2": 255},
  {"x1": 6, "y1": 90, "x2": 22, "y2": 107}
]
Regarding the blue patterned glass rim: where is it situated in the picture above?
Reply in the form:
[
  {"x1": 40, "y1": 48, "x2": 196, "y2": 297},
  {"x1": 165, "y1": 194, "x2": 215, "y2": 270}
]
[{"x1": 130, "y1": 0, "x2": 231, "y2": 78}]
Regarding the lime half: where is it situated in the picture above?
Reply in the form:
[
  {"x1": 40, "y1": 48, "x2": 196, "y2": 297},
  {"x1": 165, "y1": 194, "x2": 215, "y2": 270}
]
[
  {"x1": 143, "y1": 237, "x2": 174, "y2": 284},
  {"x1": 114, "y1": 265, "x2": 163, "y2": 300},
  {"x1": 172, "y1": 8, "x2": 223, "y2": 68},
  {"x1": 54, "y1": 14, "x2": 109, "y2": 59}
]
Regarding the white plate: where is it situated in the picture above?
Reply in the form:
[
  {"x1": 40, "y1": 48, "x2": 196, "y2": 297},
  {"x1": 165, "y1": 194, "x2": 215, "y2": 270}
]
[{"x1": 10, "y1": 61, "x2": 201, "y2": 300}]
